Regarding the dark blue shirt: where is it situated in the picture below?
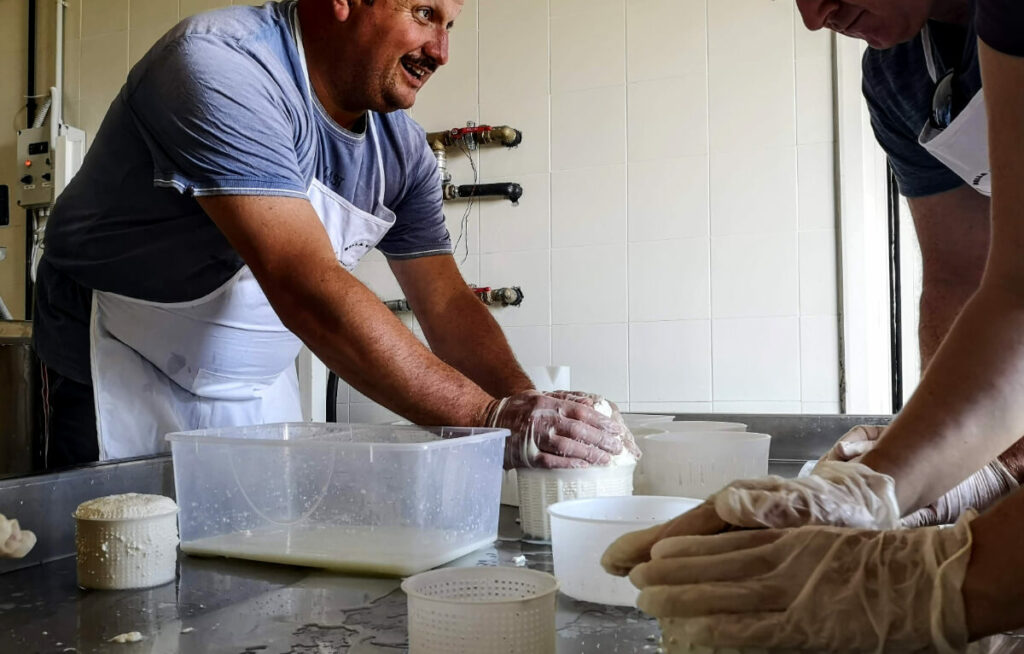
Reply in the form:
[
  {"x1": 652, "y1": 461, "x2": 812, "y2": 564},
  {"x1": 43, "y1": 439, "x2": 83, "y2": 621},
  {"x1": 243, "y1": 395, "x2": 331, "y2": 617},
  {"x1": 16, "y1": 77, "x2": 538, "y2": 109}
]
[{"x1": 862, "y1": 9, "x2": 981, "y2": 198}]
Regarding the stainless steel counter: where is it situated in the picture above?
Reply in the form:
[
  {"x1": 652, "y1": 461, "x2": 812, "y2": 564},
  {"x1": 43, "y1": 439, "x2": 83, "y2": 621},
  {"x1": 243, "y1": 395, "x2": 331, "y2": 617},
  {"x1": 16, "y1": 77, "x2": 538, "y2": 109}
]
[{"x1": 0, "y1": 507, "x2": 661, "y2": 654}]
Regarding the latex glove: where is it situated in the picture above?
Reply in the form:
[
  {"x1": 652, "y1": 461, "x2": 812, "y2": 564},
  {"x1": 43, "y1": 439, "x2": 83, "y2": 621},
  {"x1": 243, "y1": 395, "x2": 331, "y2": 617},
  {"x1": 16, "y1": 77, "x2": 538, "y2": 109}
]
[
  {"x1": 0, "y1": 514, "x2": 37, "y2": 559},
  {"x1": 629, "y1": 511, "x2": 976, "y2": 653},
  {"x1": 486, "y1": 390, "x2": 627, "y2": 469},
  {"x1": 818, "y1": 425, "x2": 1019, "y2": 527},
  {"x1": 601, "y1": 460, "x2": 899, "y2": 576},
  {"x1": 542, "y1": 391, "x2": 641, "y2": 459},
  {"x1": 819, "y1": 424, "x2": 886, "y2": 462}
]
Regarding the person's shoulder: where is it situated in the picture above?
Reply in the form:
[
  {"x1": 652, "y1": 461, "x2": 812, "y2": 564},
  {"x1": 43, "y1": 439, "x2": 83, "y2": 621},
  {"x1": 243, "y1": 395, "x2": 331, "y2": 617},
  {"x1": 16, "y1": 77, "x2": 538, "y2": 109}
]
[
  {"x1": 171, "y1": 1, "x2": 289, "y2": 49},
  {"x1": 376, "y1": 110, "x2": 430, "y2": 158},
  {"x1": 134, "y1": 1, "x2": 292, "y2": 78}
]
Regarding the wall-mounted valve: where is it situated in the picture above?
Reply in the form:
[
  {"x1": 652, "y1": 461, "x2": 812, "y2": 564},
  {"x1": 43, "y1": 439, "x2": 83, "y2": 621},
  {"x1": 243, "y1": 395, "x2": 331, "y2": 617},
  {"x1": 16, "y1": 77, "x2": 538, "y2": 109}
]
[
  {"x1": 426, "y1": 123, "x2": 524, "y2": 204},
  {"x1": 382, "y1": 284, "x2": 525, "y2": 313}
]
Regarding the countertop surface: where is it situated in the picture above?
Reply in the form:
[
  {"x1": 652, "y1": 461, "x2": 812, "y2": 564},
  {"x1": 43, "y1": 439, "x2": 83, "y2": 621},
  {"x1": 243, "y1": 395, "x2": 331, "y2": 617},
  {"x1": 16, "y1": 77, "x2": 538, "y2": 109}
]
[{"x1": 0, "y1": 507, "x2": 661, "y2": 654}]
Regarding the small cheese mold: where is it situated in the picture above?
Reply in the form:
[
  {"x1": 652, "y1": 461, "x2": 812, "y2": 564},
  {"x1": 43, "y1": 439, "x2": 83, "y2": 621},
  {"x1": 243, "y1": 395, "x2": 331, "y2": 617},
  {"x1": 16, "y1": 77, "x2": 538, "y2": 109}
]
[{"x1": 74, "y1": 493, "x2": 179, "y2": 590}]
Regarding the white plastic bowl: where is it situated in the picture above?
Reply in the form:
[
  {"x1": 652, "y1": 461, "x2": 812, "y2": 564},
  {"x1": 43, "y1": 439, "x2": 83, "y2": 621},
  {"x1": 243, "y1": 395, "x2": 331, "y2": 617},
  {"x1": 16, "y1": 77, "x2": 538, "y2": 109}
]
[
  {"x1": 518, "y1": 464, "x2": 636, "y2": 541},
  {"x1": 402, "y1": 567, "x2": 559, "y2": 654},
  {"x1": 548, "y1": 496, "x2": 702, "y2": 606},
  {"x1": 659, "y1": 421, "x2": 748, "y2": 433},
  {"x1": 622, "y1": 413, "x2": 676, "y2": 428},
  {"x1": 642, "y1": 431, "x2": 771, "y2": 499}
]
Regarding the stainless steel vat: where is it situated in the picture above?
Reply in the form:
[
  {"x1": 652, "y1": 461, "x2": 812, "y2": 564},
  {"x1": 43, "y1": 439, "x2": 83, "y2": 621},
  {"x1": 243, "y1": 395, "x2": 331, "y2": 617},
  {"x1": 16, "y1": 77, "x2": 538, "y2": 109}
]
[{"x1": 0, "y1": 321, "x2": 42, "y2": 476}]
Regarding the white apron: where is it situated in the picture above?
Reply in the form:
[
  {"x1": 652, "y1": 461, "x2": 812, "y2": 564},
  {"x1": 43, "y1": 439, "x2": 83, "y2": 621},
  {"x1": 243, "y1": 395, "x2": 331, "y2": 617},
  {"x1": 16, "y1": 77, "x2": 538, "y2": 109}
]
[
  {"x1": 917, "y1": 24, "x2": 991, "y2": 196},
  {"x1": 89, "y1": 7, "x2": 396, "y2": 460}
]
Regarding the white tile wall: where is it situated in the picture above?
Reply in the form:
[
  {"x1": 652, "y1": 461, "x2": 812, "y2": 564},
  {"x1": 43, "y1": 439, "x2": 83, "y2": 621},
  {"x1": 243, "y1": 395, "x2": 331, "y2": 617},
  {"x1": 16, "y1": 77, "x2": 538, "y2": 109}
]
[
  {"x1": 711, "y1": 232, "x2": 799, "y2": 318},
  {"x1": 551, "y1": 85, "x2": 627, "y2": 171},
  {"x1": 550, "y1": 2, "x2": 625, "y2": 94},
  {"x1": 628, "y1": 156, "x2": 709, "y2": 242},
  {"x1": 626, "y1": 0, "x2": 707, "y2": 82},
  {"x1": 712, "y1": 317, "x2": 801, "y2": 402},
  {"x1": 551, "y1": 165, "x2": 627, "y2": 248},
  {"x1": 63, "y1": 0, "x2": 842, "y2": 421},
  {"x1": 629, "y1": 321, "x2": 713, "y2": 402},
  {"x1": 551, "y1": 244, "x2": 628, "y2": 325},
  {"x1": 553, "y1": 323, "x2": 629, "y2": 402},
  {"x1": 629, "y1": 238, "x2": 710, "y2": 322}
]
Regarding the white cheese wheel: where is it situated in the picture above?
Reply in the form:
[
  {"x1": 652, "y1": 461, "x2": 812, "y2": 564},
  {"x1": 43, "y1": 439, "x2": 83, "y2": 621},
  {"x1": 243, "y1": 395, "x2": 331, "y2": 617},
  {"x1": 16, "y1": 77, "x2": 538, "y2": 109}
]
[{"x1": 75, "y1": 493, "x2": 179, "y2": 590}]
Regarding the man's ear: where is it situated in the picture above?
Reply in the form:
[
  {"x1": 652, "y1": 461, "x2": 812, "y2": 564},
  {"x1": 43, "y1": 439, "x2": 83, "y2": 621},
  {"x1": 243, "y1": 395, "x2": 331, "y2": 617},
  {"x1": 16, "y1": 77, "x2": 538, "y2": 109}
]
[{"x1": 331, "y1": 0, "x2": 353, "y2": 22}]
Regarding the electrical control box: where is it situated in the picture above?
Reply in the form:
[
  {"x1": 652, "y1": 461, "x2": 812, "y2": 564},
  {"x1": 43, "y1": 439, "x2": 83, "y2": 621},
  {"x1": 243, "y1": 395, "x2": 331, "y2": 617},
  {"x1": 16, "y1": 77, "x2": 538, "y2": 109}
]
[{"x1": 15, "y1": 126, "x2": 55, "y2": 209}]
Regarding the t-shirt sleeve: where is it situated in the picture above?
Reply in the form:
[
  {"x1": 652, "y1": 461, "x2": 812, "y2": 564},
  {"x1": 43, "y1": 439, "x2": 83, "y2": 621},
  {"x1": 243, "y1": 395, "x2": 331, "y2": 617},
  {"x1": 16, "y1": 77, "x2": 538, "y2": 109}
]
[
  {"x1": 861, "y1": 48, "x2": 965, "y2": 198},
  {"x1": 376, "y1": 124, "x2": 452, "y2": 259},
  {"x1": 125, "y1": 35, "x2": 310, "y2": 198},
  {"x1": 977, "y1": 0, "x2": 1024, "y2": 57}
]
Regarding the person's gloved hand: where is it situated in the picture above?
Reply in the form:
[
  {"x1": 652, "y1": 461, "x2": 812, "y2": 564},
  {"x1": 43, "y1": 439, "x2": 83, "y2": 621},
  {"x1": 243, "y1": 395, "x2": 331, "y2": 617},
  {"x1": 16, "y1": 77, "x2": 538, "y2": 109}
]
[
  {"x1": 629, "y1": 511, "x2": 976, "y2": 653},
  {"x1": 486, "y1": 390, "x2": 628, "y2": 469},
  {"x1": 601, "y1": 460, "x2": 899, "y2": 576},
  {"x1": 541, "y1": 391, "x2": 641, "y2": 459},
  {"x1": 819, "y1": 423, "x2": 886, "y2": 462},
  {"x1": 0, "y1": 514, "x2": 36, "y2": 559},
  {"x1": 818, "y1": 425, "x2": 1020, "y2": 527}
]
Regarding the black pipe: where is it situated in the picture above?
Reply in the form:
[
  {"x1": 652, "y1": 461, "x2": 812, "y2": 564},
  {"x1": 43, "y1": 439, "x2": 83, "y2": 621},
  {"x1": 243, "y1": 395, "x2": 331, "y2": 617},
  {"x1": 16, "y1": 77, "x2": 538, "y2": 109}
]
[
  {"x1": 25, "y1": 0, "x2": 37, "y2": 319},
  {"x1": 887, "y1": 167, "x2": 903, "y2": 412},
  {"x1": 326, "y1": 371, "x2": 339, "y2": 422},
  {"x1": 453, "y1": 183, "x2": 523, "y2": 203}
]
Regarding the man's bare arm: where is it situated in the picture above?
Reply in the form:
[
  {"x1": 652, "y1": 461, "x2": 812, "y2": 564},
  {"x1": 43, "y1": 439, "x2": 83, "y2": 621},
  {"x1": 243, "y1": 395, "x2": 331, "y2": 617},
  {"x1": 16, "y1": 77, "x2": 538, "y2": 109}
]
[
  {"x1": 389, "y1": 254, "x2": 534, "y2": 398},
  {"x1": 862, "y1": 40, "x2": 1024, "y2": 512},
  {"x1": 196, "y1": 194, "x2": 495, "y2": 426}
]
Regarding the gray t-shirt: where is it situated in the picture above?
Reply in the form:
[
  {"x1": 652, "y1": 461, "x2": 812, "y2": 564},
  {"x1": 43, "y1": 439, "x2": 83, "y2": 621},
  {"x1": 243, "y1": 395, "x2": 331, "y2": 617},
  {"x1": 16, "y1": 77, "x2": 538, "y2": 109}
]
[{"x1": 35, "y1": 0, "x2": 450, "y2": 384}]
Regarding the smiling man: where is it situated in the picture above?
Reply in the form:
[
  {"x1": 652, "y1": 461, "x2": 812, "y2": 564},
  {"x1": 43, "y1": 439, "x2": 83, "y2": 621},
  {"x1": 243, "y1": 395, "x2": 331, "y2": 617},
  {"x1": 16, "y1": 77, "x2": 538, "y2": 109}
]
[{"x1": 33, "y1": 0, "x2": 630, "y2": 470}]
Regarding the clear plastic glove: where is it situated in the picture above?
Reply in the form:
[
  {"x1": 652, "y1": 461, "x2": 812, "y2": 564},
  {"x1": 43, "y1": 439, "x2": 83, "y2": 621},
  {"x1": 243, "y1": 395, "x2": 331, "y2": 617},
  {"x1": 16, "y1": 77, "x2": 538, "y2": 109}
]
[
  {"x1": 0, "y1": 514, "x2": 37, "y2": 559},
  {"x1": 629, "y1": 511, "x2": 976, "y2": 653},
  {"x1": 542, "y1": 391, "x2": 641, "y2": 459},
  {"x1": 486, "y1": 390, "x2": 627, "y2": 469},
  {"x1": 820, "y1": 424, "x2": 886, "y2": 462},
  {"x1": 601, "y1": 460, "x2": 899, "y2": 576},
  {"x1": 818, "y1": 425, "x2": 1019, "y2": 527}
]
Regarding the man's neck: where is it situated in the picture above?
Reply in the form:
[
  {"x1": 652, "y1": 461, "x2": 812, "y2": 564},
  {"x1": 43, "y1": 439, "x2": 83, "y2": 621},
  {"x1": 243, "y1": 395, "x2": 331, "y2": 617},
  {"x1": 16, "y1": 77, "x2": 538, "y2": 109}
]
[
  {"x1": 930, "y1": 0, "x2": 970, "y2": 25},
  {"x1": 296, "y1": 1, "x2": 365, "y2": 131}
]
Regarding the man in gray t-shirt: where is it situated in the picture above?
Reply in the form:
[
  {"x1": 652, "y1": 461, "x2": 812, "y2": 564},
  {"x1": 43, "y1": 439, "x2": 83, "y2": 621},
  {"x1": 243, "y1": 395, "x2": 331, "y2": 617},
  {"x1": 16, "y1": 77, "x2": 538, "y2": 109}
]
[{"x1": 35, "y1": 0, "x2": 632, "y2": 470}]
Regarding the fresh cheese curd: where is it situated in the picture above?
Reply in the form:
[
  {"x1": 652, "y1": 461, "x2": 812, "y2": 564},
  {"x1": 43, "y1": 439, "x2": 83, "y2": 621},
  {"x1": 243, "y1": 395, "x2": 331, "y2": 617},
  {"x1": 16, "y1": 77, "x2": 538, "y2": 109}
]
[{"x1": 75, "y1": 493, "x2": 179, "y2": 590}]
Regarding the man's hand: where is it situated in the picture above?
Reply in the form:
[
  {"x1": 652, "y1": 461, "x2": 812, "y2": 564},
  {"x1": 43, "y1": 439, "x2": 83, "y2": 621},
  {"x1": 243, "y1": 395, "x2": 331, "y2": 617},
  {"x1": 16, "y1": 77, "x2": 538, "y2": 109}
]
[
  {"x1": 629, "y1": 513, "x2": 975, "y2": 652},
  {"x1": 820, "y1": 425, "x2": 1020, "y2": 527},
  {"x1": 487, "y1": 390, "x2": 628, "y2": 469},
  {"x1": 601, "y1": 461, "x2": 900, "y2": 577}
]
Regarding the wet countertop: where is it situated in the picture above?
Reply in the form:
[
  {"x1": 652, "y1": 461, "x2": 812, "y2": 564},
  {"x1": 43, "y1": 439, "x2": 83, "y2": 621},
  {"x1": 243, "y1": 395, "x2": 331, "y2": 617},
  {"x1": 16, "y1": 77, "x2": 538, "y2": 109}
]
[{"x1": 0, "y1": 507, "x2": 662, "y2": 654}]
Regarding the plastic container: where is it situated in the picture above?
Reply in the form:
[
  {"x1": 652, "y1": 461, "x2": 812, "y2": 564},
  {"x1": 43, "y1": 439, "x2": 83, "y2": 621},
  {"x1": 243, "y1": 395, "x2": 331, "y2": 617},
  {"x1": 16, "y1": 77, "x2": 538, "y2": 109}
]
[
  {"x1": 622, "y1": 413, "x2": 676, "y2": 428},
  {"x1": 74, "y1": 494, "x2": 179, "y2": 590},
  {"x1": 500, "y1": 469, "x2": 520, "y2": 507},
  {"x1": 631, "y1": 426, "x2": 668, "y2": 495},
  {"x1": 168, "y1": 423, "x2": 509, "y2": 576},
  {"x1": 517, "y1": 464, "x2": 636, "y2": 542},
  {"x1": 548, "y1": 496, "x2": 702, "y2": 606},
  {"x1": 659, "y1": 421, "x2": 748, "y2": 433},
  {"x1": 403, "y1": 566, "x2": 559, "y2": 654},
  {"x1": 643, "y1": 431, "x2": 771, "y2": 499}
]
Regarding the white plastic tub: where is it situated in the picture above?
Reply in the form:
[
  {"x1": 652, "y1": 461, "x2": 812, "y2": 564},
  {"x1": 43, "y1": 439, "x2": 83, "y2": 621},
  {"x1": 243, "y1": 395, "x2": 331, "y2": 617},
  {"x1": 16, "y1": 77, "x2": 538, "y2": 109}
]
[
  {"x1": 548, "y1": 496, "x2": 702, "y2": 606},
  {"x1": 642, "y1": 431, "x2": 771, "y2": 499},
  {"x1": 403, "y1": 567, "x2": 559, "y2": 654},
  {"x1": 659, "y1": 421, "x2": 748, "y2": 433},
  {"x1": 168, "y1": 423, "x2": 509, "y2": 576},
  {"x1": 517, "y1": 464, "x2": 636, "y2": 541},
  {"x1": 630, "y1": 426, "x2": 668, "y2": 496},
  {"x1": 622, "y1": 413, "x2": 676, "y2": 428}
]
